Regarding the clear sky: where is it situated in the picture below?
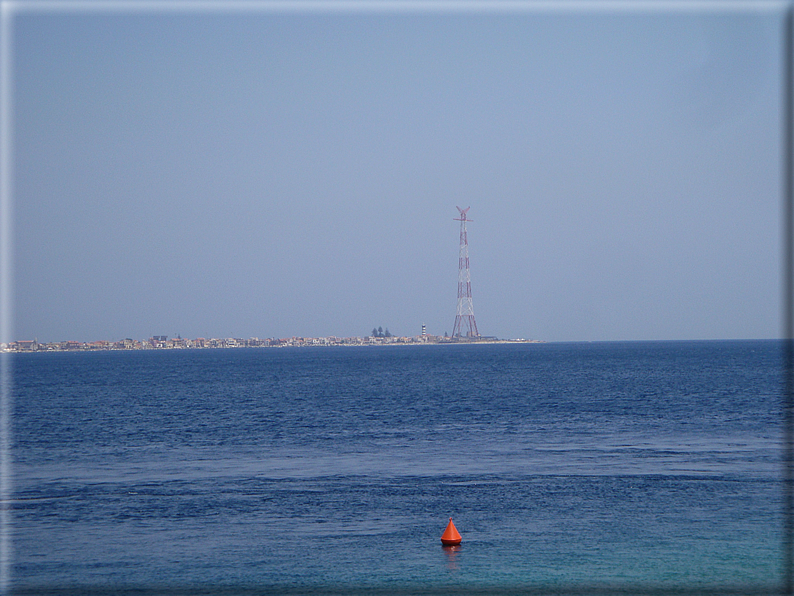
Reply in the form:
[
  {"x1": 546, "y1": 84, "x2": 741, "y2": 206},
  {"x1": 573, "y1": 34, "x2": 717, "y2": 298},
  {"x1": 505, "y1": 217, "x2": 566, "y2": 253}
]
[{"x1": 8, "y1": 2, "x2": 785, "y2": 342}]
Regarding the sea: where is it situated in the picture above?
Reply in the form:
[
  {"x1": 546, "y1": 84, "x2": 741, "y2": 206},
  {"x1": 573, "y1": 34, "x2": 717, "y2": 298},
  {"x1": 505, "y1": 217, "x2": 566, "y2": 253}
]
[{"x1": 10, "y1": 340, "x2": 787, "y2": 595}]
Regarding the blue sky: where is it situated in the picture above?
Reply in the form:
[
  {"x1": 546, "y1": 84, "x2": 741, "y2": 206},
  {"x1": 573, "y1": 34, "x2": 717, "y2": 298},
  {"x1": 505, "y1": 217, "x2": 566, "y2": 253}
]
[{"x1": 9, "y1": 2, "x2": 784, "y2": 342}]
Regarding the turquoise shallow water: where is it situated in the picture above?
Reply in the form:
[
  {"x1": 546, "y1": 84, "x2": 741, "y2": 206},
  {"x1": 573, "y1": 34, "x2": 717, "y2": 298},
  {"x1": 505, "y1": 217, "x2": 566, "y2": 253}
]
[{"x1": 11, "y1": 341, "x2": 785, "y2": 593}]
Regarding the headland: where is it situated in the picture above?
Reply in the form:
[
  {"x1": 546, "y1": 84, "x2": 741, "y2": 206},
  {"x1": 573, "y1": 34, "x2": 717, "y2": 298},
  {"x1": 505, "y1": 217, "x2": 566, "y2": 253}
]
[{"x1": 3, "y1": 334, "x2": 541, "y2": 352}]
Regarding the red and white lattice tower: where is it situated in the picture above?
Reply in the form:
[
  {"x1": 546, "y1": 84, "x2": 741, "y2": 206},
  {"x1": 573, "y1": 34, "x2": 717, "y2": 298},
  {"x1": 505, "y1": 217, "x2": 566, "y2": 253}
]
[{"x1": 452, "y1": 206, "x2": 479, "y2": 338}]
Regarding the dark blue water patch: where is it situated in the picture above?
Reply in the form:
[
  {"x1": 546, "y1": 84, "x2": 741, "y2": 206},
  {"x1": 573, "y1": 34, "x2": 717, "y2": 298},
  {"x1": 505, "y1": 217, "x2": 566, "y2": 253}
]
[
  {"x1": 10, "y1": 340, "x2": 786, "y2": 591},
  {"x1": 13, "y1": 341, "x2": 782, "y2": 456}
]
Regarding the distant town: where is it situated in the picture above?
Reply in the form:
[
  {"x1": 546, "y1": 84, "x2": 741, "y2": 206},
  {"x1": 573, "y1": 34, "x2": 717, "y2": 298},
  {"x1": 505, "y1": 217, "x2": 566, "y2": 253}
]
[
  {"x1": 7, "y1": 208, "x2": 534, "y2": 353},
  {"x1": 2, "y1": 328, "x2": 540, "y2": 352}
]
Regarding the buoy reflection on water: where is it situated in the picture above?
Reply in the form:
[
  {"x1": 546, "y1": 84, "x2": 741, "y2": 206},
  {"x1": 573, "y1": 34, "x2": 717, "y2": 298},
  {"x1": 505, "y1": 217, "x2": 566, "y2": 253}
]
[{"x1": 442, "y1": 544, "x2": 461, "y2": 570}]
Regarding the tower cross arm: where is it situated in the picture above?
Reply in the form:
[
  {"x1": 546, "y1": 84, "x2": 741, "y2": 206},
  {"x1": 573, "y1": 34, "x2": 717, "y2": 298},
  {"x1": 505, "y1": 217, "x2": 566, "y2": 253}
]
[{"x1": 454, "y1": 206, "x2": 473, "y2": 222}]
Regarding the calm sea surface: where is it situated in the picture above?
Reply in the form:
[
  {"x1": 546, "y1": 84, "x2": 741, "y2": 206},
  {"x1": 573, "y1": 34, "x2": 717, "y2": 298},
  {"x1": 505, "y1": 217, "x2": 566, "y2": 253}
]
[{"x1": 11, "y1": 341, "x2": 785, "y2": 593}]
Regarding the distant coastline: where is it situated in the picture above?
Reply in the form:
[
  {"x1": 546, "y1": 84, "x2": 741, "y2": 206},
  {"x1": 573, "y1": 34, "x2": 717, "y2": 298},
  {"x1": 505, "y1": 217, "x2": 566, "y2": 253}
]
[{"x1": 2, "y1": 334, "x2": 542, "y2": 353}]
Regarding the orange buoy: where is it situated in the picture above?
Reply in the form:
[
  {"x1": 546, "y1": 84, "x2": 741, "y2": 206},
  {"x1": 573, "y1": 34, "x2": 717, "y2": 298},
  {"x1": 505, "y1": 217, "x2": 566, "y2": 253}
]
[{"x1": 440, "y1": 517, "x2": 462, "y2": 545}]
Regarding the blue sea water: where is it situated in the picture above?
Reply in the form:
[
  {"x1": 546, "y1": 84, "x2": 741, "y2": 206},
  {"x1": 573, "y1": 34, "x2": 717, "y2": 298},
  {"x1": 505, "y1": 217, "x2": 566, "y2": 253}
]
[{"x1": 10, "y1": 341, "x2": 785, "y2": 594}]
